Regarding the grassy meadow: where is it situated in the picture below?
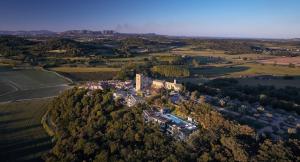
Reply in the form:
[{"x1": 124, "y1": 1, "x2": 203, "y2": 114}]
[
  {"x1": 50, "y1": 67, "x2": 121, "y2": 81},
  {"x1": 50, "y1": 66, "x2": 120, "y2": 73},
  {"x1": 190, "y1": 63, "x2": 300, "y2": 77},
  {"x1": 231, "y1": 63, "x2": 300, "y2": 76}
]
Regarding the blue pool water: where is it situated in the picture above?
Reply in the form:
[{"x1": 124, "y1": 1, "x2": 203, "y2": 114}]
[{"x1": 164, "y1": 114, "x2": 186, "y2": 124}]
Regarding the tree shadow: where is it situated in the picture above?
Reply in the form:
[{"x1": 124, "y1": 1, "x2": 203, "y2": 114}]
[
  {"x1": 0, "y1": 116, "x2": 51, "y2": 161},
  {"x1": 0, "y1": 110, "x2": 23, "y2": 117},
  {"x1": 0, "y1": 117, "x2": 31, "y2": 126},
  {"x1": 0, "y1": 136, "x2": 51, "y2": 162},
  {"x1": 0, "y1": 124, "x2": 41, "y2": 135}
]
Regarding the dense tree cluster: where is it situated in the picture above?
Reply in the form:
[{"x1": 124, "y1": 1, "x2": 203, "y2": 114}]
[
  {"x1": 114, "y1": 63, "x2": 152, "y2": 80},
  {"x1": 0, "y1": 36, "x2": 35, "y2": 57},
  {"x1": 45, "y1": 88, "x2": 185, "y2": 161},
  {"x1": 192, "y1": 78, "x2": 300, "y2": 114},
  {"x1": 187, "y1": 39, "x2": 262, "y2": 54},
  {"x1": 32, "y1": 38, "x2": 83, "y2": 56},
  {"x1": 151, "y1": 65, "x2": 190, "y2": 77},
  {"x1": 0, "y1": 36, "x2": 116, "y2": 59},
  {"x1": 45, "y1": 88, "x2": 300, "y2": 162},
  {"x1": 154, "y1": 55, "x2": 184, "y2": 65},
  {"x1": 186, "y1": 39, "x2": 300, "y2": 56},
  {"x1": 0, "y1": 36, "x2": 181, "y2": 67}
]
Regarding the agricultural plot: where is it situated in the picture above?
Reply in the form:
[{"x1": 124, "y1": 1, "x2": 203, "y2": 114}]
[
  {"x1": 190, "y1": 66, "x2": 249, "y2": 77},
  {"x1": 257, "y1": 56, "x2": 300, "y2": 66},
  {"x1": 50, "y1": 67, "x2": 120, "y2": 73},
  {"x1": 231, "y1": 63, "x2": 300, "y2": 76},
  {"x1": 190, "y1": 63, "x2": 300, "y2": 78},
  {"x1": 0, "y1": 85, "x2": 69, "y2": 102},
  {"x1": 0, "y1": 80, "x2": 16, "y2": 96},
  {"x1": 0, "y1": 99, "x2": 51, "y2": 162},
  {"x1": 0, "y1": 68, "x2": 70, "y2": 102},
  {"x1": 169, "y1": 47, "x2": 274, "y2": 61},
  {"x1": 50, "y1": 67, "x2": 121, "y2": 81}
]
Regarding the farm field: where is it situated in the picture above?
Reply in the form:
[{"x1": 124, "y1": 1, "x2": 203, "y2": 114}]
[
  {"x1": 0, "y1": 67, "x2": 70, "y2": 102},
  {"x1": 108, "y1": 55, "x2": 149, "y2": 62},
  {"x1": 0, "y1": 80, "x2": 15, "y2": 96},
  {"x1": 231, "y1": 63, "x2": 300, "y2": 76},
  {"x1": 0, "y1": 99, "x2": 52, "y2": 162},
  {"x1": 169, "y1": 47, "x2": 275, "y2": 61},
  {"x1": 0, "y1": 85, "x2": 69, "y2": 102},
  {"x1": 190, "y1": 63, "x2": 300, "y2": 77},
  {"x1": 47, "y1": 49, "x2": 67, "y2": 53},
  {"x1": 50, "y1": 66, "x2": 120, "y2": 73},
  {"x1": 257, "y1": 56, "x2": 300, "y2": 66},
  {"x1": 50, "y1": 67, "x2": 121, "y2": 81}
]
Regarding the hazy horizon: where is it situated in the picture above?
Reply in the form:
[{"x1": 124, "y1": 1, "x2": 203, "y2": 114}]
[{"x1": 0, "y1": 0, "x2": 300, "y2": 39}]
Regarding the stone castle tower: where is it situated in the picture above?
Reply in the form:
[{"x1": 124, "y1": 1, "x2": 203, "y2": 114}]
[{"x1": 136, "y1": 74, "x2": 143, "y2": 91}]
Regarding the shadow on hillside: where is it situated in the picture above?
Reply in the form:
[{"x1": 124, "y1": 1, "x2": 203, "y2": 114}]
[
  {"x1": 191, "y1": 66, "x2": 250, "y2": 76},
  {"x1": 0, "y1": 117, "x2": 31, "y2": 126},
  {"x1": 0, "y1": 124, "x2": 41, "y2": 135},
  {"x1": 0, "y1": 110, "x2": 51, "y2": 162},
  {"x1": 237, "y1": 75, "x2": 300, "y2": 89},
  {"x1": 0, "y1": 110, "x2": 23, "y2": 117},
  {"x1": 0, "y1": 137, "x2": 51, "y2": 162}
]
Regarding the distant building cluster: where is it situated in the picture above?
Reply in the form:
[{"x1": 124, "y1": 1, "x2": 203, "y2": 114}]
[
  {"x1": 79, "y1": 74, "x2": 185, "y2": 108},
  {"x1": 78, "y1": 73, "x2": 198, "y2": 140},
  {"x1": 136, "y1": 73, "x2": 183, "y2": 92},
  {"x1": 80, "y1": 80, "x2": 133, "y2": 91},
  {"x1": 143, "y1": 108, "x2": 197, "y2": 140},
  {"x1": 113, "y1": 91, "x2": 145, "y2": 108}
]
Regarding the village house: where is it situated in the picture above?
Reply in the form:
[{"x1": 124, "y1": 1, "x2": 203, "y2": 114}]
[{"x1": 143, "y1": 109, "x2": 197, "y2": 140}]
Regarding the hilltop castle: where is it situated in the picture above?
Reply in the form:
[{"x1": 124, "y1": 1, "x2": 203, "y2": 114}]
[{"x1": 135, "y1": 73, "x2": 183, "y2": 92}]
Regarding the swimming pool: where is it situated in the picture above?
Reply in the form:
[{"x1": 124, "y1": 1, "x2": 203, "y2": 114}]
[{"x1": 164, "y1": 114, "x2": 187, "y2": 125}]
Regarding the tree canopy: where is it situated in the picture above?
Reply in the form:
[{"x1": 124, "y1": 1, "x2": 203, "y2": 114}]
[{"x1": 44, "y1": 88, "x2": 300, "y2": 162}]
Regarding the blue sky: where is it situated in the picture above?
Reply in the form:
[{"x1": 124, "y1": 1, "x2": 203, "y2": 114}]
[{"x1": 0, "y1": 0, "x2": 299, "y2": 38}]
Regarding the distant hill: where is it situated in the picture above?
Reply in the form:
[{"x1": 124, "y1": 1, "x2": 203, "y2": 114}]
[
  {"x1": 290, "y1": 38, "x2": 300, "y2": 41},
  {"x1": 59, "y1": 30, "x2": 115, "y2": 37},
  {"x1": 0, "y1": 30, "x2": 117, "y2": 37},
  {"x1": 0, "y1": 30, "x2": 56, "y2": 36}
]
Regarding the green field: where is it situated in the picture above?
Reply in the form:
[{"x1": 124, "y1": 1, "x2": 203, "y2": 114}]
[
  {"x1": 231, "y1": 63, "x2": 300, "y2": 76},
  {"x1": 0, "y1": 85, "x2": 69, "y2": 102},
  {"x1": 170, "y1": 46, "x2": 274, "y2": 61},
  {"x1": 188, "y1": 63, "x2": 300, "y2": 88},
  {"x1": 0, "y1": 67, "x2": 70, "y2": 102},
  {"x1": 0, "y1": 99, "x2": 51, "y2": 162},
  {"x1": 50, "y1": 66, "x2": 120, "y2": 73},
  {"x1": 50, "y1": 67, "x2": 121, "y2": 81},
  {"x1": 191, "y1": 66, "x2": 248, "y2": 77},
  {"x1": 0, "y1": 68, "x2": 68, "y2": 90},
  {"x1": 0, "y1": 80, "x2": 15, "y2": 96},
  {"x1": 190, "y1": 63, "x2": 300, "y2": 77},
  {"x1": 47, "y1": 49, "x2": 67, "y2": 53}
]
